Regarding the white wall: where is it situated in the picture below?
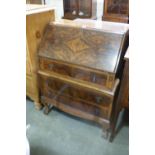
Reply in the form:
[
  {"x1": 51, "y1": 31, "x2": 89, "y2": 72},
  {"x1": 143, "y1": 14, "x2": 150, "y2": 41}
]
[
  {"x1": 45, "y1": 0, "x2": 64, "y2": 19},
  {"x1": 97, "y1": 0, "x2": 104, "y2": 20}
]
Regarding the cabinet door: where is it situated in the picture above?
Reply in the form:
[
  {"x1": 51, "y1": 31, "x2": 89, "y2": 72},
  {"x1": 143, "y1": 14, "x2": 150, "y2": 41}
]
[
  {"x1": 106, "y1": 0, "x2": 129, "y2": 15},
  {"x1": 79, "y1": 0, "x2": 92, "y2": 17},
  {"x1": 64, "y1": 0, "x2": 78, "y2": 14},
  {"x1": 26, "y1": 0, "x2": 43, "y2": 4}
]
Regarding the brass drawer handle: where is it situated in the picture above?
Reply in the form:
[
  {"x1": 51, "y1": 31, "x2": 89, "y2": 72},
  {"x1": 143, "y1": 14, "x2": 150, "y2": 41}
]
[
  {"x1": 96, "y1": 96, "x2": 103, "y2": 104},
  {"x1": 95, "y1": 108, "x2": 100, "y2": 116},
  {"x1": 48, "y1": 64, "x2": 54, "y2": 69}
]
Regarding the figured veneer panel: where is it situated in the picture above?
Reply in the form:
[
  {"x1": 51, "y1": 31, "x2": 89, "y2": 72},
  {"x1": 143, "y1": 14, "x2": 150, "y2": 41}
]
[
  {"x1": 39, "y1": 75, "x2": 111, "y2": 119},
  {"x1": 38, "y1": 23, "x2": 124, "y2": 73},
  {"x1": 40, "y1": 76, "x2": 112, "y2": 106},
  {"x1": 38, "y1": 18, "x2": 128, "y2": 90}
]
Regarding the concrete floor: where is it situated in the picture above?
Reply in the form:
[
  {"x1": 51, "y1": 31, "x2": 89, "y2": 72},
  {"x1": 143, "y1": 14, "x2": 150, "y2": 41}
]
[{"x1": 26, "y1": 99, "x2": 129, "y2": 155}]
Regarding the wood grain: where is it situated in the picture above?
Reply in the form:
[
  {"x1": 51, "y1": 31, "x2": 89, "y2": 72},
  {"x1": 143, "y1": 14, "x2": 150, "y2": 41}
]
[
  {"x1": 26, "y1": 4, "x2": 55, "y2": 109},
  {"x1": 39, "y1": 57, "x2": 116, "y2": 89},
  {"x1": 38, "y1": 70, "x2": 119, "y2": 97},
  {"x1": 38, "y1": 23, "x2": 126, "y2": 73},
  {"x1": 41, "y1": 96, "x2": 110, "y2": 127}
]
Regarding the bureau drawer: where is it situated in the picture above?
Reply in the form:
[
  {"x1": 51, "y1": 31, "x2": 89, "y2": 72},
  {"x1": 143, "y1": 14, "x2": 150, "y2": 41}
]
[
  {"x1": 41, "y1": 94, "x2": 109, "y2": 119},
  {"x1": 39, "y1": 57, "x2": 115, "y2": 89},
  {"x1": 39, "y1": 74, "x2": 114, "y2": 119}
]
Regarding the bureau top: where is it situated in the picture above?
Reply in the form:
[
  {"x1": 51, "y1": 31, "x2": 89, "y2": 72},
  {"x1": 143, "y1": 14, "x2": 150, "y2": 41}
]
[
  {"x1": 38, "y1": 20, "x2": 128, "y2": 73},
  {"x1": 53, "y1": 19, "x2": 129, "y2": 35},
  {"x1": 26, "y1": 4, "x2": 55, "y2": 15}
]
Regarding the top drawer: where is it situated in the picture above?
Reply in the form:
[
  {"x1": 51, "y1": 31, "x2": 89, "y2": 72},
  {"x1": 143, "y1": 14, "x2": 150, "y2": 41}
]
[{"x1": 39, "y1": 57, "x2": 115, "y2": 89}]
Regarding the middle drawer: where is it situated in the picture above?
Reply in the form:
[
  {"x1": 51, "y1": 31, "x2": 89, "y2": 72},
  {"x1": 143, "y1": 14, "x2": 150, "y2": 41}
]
[{"x1": 39, "y1": 57, "x2": 115, "y2": 89}]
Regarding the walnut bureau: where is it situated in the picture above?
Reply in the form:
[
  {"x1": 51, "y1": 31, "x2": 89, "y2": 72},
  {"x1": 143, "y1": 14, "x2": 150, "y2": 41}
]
[
  {"x1": 26, "y1": 4, "x2": 55, "y2": 109},
  {"x1": 37, "y1": 19, "x2": 129, "y2": 140}
]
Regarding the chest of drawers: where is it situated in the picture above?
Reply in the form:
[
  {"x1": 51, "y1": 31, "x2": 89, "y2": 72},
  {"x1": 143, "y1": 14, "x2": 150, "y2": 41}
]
[
  {"x1": 38, "y1": 19, "x2": 129, "y2": 140},
  {"x1": 26, "y1": 4, "x2": 55, "y2": 109}
]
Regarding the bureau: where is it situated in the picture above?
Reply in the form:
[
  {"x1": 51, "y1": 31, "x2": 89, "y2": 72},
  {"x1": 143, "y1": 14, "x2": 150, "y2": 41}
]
[{"x1": 38, "y1": 19, "x2": 129, "y2": 140}]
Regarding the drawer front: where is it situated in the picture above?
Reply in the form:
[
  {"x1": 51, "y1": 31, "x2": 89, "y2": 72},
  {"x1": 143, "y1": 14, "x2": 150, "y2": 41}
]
[
  {"x1": 39, "y1": 75, "x2": 113, "y2": 119},
  {"x1": 41, "y1": 93, "x2": 108, "y2": 119},
  {"x1": 39, "y1": 57, "x2": 115, "y2": 89}
]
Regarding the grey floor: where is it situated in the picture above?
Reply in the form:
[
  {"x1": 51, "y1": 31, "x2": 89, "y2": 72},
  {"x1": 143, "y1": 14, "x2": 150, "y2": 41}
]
[{"x1": 26, "y1": 99, "x2": 129, "y2": 155}]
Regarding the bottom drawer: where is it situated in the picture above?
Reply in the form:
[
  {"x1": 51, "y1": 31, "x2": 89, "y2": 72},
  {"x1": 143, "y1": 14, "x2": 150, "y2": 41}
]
[
  {"x1": 39, "y1": 74, "x2": 113, "y2": 119},
  {"x1": 41, "y1": 93, "x2": 109, "y2": 119}
]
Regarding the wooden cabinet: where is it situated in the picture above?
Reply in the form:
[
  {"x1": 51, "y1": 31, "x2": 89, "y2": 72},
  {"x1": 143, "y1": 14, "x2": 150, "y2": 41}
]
[
  {"x1": 102, "y1": 0, "x2": 129, "y2": 23},
  {"x1": 26, "y1": 4, "x2": 55, "y2": 109},
  {"x1": 63, "y1": 0, "x2": 97, "y2": 20},
  {"x1": 26, "y1": 0, "x2": 44, "y2": 4},
  {"x1": 37, "y1": 19, "x2": 129, "y2": 140}
]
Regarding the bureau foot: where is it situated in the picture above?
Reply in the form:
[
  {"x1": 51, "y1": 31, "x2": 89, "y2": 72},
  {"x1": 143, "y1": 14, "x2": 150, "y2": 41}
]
[
  {"x1": 43, "y1": 104, "x2": 54, "y2": 115},
  {"x1": 109, "y1": 134, "x2": 114, "y2": 142},
  {"x1": 44, "y1": 105, "x2": 49, "y2": 114},
  {"x1": 102, "y1": 128, "x2": 109, "y2": 140}
]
